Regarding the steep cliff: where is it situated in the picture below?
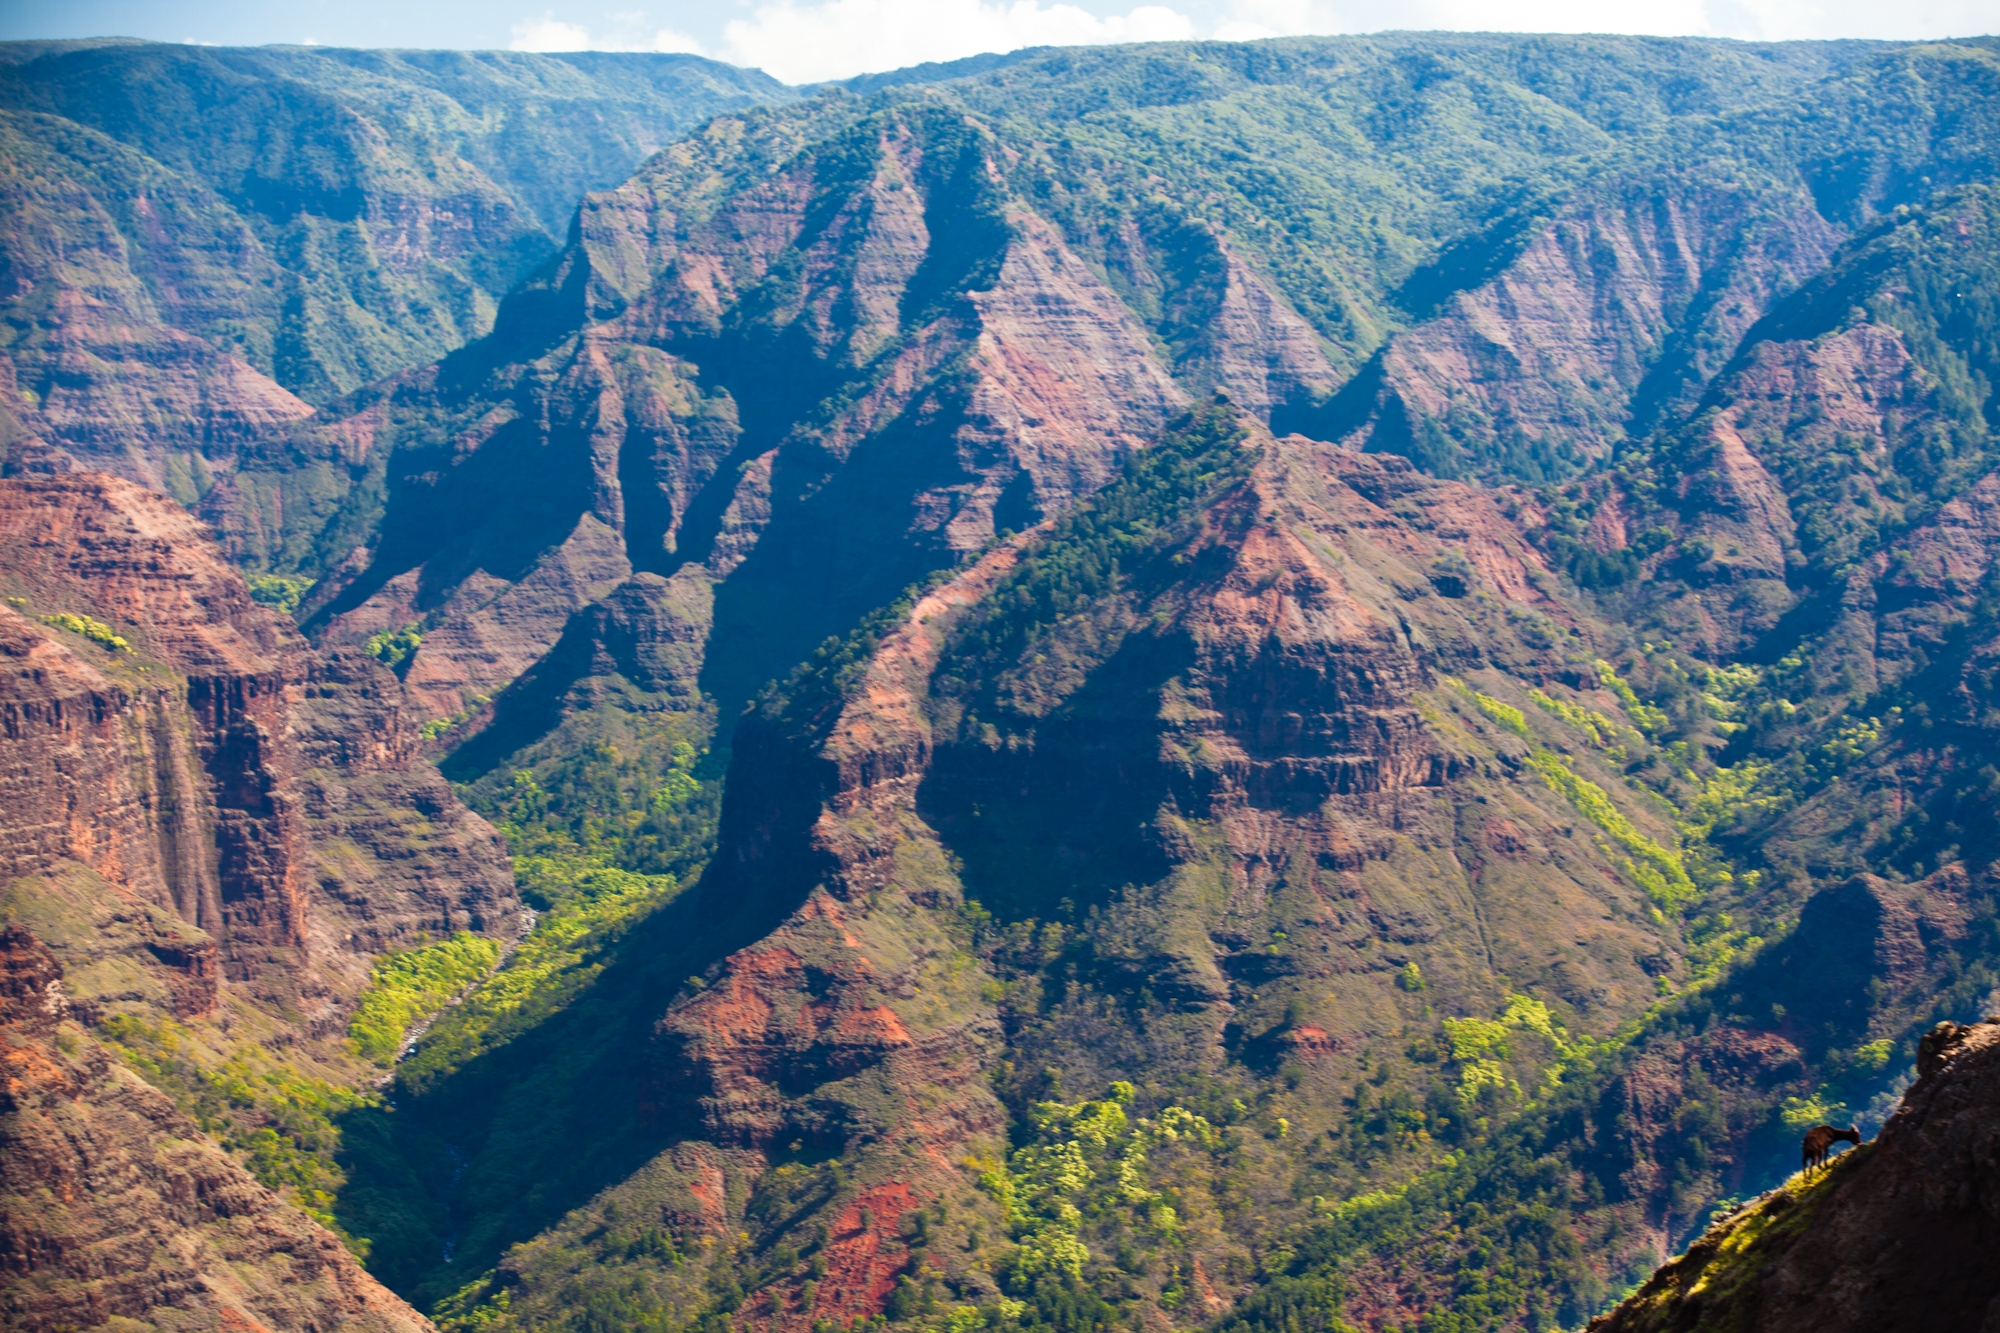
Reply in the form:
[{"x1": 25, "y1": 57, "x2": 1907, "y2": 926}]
[
  {"x1": 216, "y1": 35, "x2": 1997, "y2": 755},
  {"x1": 1315, "y1": 42, "x2": 2000, "y2": 484},
  {"x1": 1589, "y1": 1017, "x2": 2000, "y2": 1333},
  {"x1": 0, "y1": 473, "x2": 517, "y2": 1006},
  {"x1": 1603, "y1": 184, "x2": 2000, "y2": 661},
  {"x1": 0, "y1": 472, "x2": 521, "y2": 1329}
]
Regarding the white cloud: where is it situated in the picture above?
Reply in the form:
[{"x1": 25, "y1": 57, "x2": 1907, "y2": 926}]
[
  {"x1": 510, "y1": 16, "x2": 594, "y2": 51},
  {"x1": 650, "y1": 28, "x2": 710, "y2": 55},
  {"x1": 509, "y1": 0, "x2": 1992, "y2": 77},
  {"x1": 716, "y1": 0, "x2": 1197, "y2": 83},
  {"x1": 513, "y1": 11, "x2": 711, "y2": 54}
]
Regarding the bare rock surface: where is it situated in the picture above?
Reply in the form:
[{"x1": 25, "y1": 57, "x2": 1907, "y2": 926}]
[{"x1": 0, "y1": 470, "x2": 516, "y2": 1022}]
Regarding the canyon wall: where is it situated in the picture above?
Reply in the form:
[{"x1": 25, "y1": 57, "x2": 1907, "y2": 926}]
[{"x1": 0, "y1": 473, "x2": 517, "y2": 1013}]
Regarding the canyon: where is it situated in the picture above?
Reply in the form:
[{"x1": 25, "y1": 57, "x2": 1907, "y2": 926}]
[{"x1": 0, "y1": 28, "x2": 1997, "y2": 1333}]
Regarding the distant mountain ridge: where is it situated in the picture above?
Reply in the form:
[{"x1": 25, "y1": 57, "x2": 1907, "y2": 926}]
[{"x1": 0, "y1": 41, "x2": 795, "y2": 496}]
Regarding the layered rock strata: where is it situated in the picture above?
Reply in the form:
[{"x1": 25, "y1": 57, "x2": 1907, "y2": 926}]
[{"x1": 0, "y1": 471, "x2": 516, "y2": 1019}]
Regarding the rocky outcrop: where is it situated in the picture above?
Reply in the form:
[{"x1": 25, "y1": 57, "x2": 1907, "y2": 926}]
[
  {"x1": 7, "y1": 35, "x2": 1991, "y2": 1331},
  {"x1": 1589, "y1": 1017, "x2": 2000, "y2": 1333},
  {"x1": 1559, "y1": 867, "x2": 1977, "y2": 1246},
  {"x1": 0, "y1": 474, "x2": 311, "y2": 973},
  {"x1": 0, "y1": 472, "x2": 515, "y2": 1018},
  {"x1": 911, "y1": 428, "x2": 1683, "y2": 1093},
  {"x1": 0, "y1": 924, "x2": 436, "y2": 1333}
]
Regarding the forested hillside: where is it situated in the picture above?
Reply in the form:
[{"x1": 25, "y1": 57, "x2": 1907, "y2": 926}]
[{"x1": 3, "y1": 30, "x2": 1999, "y2": 1333}]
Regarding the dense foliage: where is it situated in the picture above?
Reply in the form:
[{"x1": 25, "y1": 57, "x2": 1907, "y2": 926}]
[
  {"x1": 939, "y1": 400, "x2": 1252, "y2": 694},
  {"x1": 348, "y1": 933, "x2": 503, "y2": 1065}
]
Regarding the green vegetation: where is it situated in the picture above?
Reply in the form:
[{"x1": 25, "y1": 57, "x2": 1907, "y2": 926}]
[
  {"x1": 1455, "y1": 681, "x2": 1528, "y2": 736},
  {"x1": 940, "y1": 402, "x2": 1251, "y2": 696},
  {"x1": 1441, "y1": 996, "x2": 1579, "y2": 1104},
  {"x1": 247, "y1": 572, "x2": 314, "y2": 616},
  {"x1": 348, "y1": 933, "x2": 503, "y2": 1065},
  {"x1": 0, "y1": 43, "x2": 794, "y2": 408},
  {"x1": 470, "y1": 710, "x2": 717, "y2": 879},
  {"x1": 41, "y1": 610, "x2": 129, "y2": 652},
  {"x1": 48, "y1": 32, "x2": 1988, "y2": 1333},
  {"x1": 421, "y1": 694, "x2": 492, "y2": 742},
  {"x1": 391, "y1": 858, "x2": 683, "y2": 1089},
  {"x1": 1529, "y1": 688, "x2": 1635, "y2": 753},
  {"x1": 1593, "y1": 1151, "x2": 1862, "y2": 1333},
  {"x1": 327, "y1": 843, "x2": 703, "y2": 1301},
  {"x1": 367, "y1": 622, "x2": 423, "y2": 671},
  {"x1": 99, "y1": 1014, "x2": 376, "y2": 1254},
  {"x1": 979, "y1": 1085, "x2": 1221, "y2": 1287},
  {"x1": 332, "y1": 698, "x2": 722, "y2": 1300},
  {"x1": 1527, "y1": 750, "x2": 1695, "y2": 910},
  {"x1": 1594, "y1": 660, "x2": 1669, "y2": 735},
  {"x1": 969, "y1": 1084, "x2": 1251, "y2": 1331}
]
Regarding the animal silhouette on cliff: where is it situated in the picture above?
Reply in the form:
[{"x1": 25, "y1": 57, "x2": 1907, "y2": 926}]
[{"x1": 1801, "y1": 1123, "x2": 1862, "y2": 1174}]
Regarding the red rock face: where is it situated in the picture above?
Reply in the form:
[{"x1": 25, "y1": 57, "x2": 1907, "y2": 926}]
[
  {"x1": 1329, "y1": 173, "x2": 1842, "y2": 479},
  {"x1": 1642, "y1": 320, "x2": 1942, "y2": 653},
  {"x1": 0, "y1": 474, "x2": 308, "y2": 972},
  {"x1": 0, "y1": 472, "x2": 516, "y2": 1010},
  {"x1": 8, "y1": 293, "x2": 318, "y2": 490}
]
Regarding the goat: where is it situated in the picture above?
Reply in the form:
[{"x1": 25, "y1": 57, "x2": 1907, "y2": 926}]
[{"x1": 1801, "y1": 1123, "x2": 1861, "y2": 1174}]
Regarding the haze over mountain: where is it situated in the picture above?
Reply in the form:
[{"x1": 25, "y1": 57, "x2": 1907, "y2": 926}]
[{"x1": 2, "y1": 29, "x2": 1998, "y2": 1333}]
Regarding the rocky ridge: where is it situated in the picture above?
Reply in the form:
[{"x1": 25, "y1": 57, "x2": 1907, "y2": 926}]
[
  {"x1": 1589, "y1": 1016, "x2": 2000, "y2": 1333},
  {"x1": 198, "y1": 36, "x2": 1987, "y2": 738}
]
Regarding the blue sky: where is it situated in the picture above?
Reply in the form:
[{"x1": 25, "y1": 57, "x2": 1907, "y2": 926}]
[{"x1": 2, "y1": 0, "x2": 1991, "y2": 84}]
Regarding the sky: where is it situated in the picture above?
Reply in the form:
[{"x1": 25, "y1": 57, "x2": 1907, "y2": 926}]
[{"x1": 1, "y1": 0, "x2": 1992, "y2": 85}]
